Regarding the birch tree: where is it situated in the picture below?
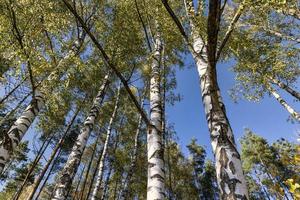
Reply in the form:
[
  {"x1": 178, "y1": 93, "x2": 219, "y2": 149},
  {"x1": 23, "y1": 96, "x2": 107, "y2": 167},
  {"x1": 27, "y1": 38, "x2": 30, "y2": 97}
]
[{"x1": 52, "y1": 74, "x2": 110, "y2": 199}]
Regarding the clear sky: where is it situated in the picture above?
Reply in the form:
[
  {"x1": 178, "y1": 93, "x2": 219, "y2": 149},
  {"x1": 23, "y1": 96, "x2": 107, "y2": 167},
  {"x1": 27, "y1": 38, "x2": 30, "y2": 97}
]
[{"x1": 166, "y1": 55, "x2": 300, "y2": 158}]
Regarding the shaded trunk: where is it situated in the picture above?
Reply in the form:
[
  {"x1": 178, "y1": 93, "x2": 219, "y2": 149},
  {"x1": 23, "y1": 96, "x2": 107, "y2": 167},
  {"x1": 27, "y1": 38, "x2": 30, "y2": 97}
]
[
  {"x1": 267, "y1": 84, "x2": 300, "y2": 121},
  {"x1": 120, "y1": 97, "x2": 144, "y2": 199},
  {"x1": 35, "y1": 148, "x2": 63, "y2": 200},
  {"x1": 269, "y1": 76, "x2": 300, "y2": 101},
  {"x1": 52, "y1": 74, "x2": 110, "y2": 200},
  {"x1": 13, "y1": 135, "x2": 53, "y2": 200},
  {"x1": 84, "y1": 145, "x2": 105, "y2": 200},
  {"x1": 91, "y1": 86, "x2": 120, "y2": 200},
  {"x1": 147, "y1": 25, "x2": 165, "y2": 200},
  {"x1": 27, "y1": 107, "x2": 81, "y2": 200},
  {"x1": 78, "y1": 131, "x2": 102, "y2": 200},
  {"x1": 74, "y1": 164, "x2": 86, "y2": 200},
  {"x1": 184, "y1": 1, "x2": 249, "y2": 199}
]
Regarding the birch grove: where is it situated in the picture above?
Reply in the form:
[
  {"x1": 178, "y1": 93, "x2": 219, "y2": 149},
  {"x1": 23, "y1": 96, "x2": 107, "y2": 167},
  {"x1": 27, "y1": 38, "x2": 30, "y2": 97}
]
[{"x1": 0, "y1": 0, "x2": 299, "y2": 200}]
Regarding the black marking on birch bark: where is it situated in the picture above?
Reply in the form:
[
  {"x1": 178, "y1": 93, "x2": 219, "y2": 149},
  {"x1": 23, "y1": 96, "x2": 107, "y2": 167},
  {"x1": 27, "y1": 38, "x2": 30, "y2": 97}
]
[
  {"x1": 149, "y1": 149, "x2": 164, "y2": 159},
  {"x1": 151, "y1": 174, "x2": 165, "y2": 182},
  {"x1": 19, "y1": 116, "x2": 32, "y2": 124},
  {"x1": 0, "y1": 162, "x2": 5, "y2": 169},
  {"x1": 229, "y1": 161, "x2": 236, "y2": 174},
  {"x1": 149, "y1": 162, "x2": 156, "y2": 168}
]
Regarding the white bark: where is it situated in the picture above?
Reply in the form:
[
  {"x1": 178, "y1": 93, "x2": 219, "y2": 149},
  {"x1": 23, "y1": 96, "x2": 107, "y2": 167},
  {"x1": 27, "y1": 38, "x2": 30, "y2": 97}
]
[
  {"x1": 0, "y1": 91, "x2": 44, "y2": 173},
  {"x1": 147, "y1": 28, "x2": 165, "y2": 200},
  {"x1": 268, "y1": 76, "x2": 300, "y2": 101},
  {"x1": 0, "y1": 42, "x2": 82, "y2": 174},
  {"x1": 91, "y1": 86, "x2": 120, "y2": 200},
  {"x1": 267, "y1": 84, "x2": 300, "y2": 121},
  {"x1": 52, "y1": 74, "x2": 110, "y2": 200},
  {"x1": 185, "y1": 1, "x2": 249, "y2": 199}
]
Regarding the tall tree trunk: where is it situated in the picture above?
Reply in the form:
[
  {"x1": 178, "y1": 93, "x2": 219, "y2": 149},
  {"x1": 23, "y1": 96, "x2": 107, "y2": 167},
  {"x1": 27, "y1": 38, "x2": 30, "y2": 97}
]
[
  {"x1": 13, "y1": 134, "x2": 53, "y2": 200},
  {"x1": 0, "y1": 76, "x2": 27, "y2": 105},
  {"x1": 120, "y1": 96, "x2": 145, "y2": 199},
  {"x1": 78, "y1": 131, "x2": 102, "y2": 200},
  {"x1": 0, "y1": 40, "x2": 85, "y2": 174},
  {"x1": 268, "y1": 76, "x2": 300, "y2": 101},
  {"x1": 184, "y1": 1, "x2": 249, "y2": 199},
  {"x1": 91, "y1": 86, "x2": 120, "y2": 200},
  {"x1": 147, "y1": 24, "x2": 165, "y2": 200},
  {"x1": 267, "y1": 84, "x2": 300, "y2": 121},
  {"x1": 52, "y1": 74, "x2": 110, "y2": 200},
  {"x1": 27, "y1": 107, "x2": 81, "y2": 200}
]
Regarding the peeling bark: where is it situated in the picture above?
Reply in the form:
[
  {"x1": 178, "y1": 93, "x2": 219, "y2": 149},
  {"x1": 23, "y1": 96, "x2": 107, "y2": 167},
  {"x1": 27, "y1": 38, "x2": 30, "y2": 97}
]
[
  {"x1": 91, "y1": 86, "x2": 120, "y2": 200},
  {"x1": 52, "y1": 74, "x2": 110, "y2": 200}
]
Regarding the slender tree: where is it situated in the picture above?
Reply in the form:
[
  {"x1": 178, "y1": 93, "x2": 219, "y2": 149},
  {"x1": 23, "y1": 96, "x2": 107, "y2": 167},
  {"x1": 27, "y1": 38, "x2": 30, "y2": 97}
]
[
  {"x1": 52, "y1": 73, "x2": 110, "y2": 199},
  {"x1": 91, "y1": 85, "x2": 121, "y2": 200}
]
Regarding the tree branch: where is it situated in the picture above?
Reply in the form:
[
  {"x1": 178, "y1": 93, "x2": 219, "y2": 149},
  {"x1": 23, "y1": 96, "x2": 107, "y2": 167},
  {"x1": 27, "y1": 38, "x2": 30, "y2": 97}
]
[
  {"x1": 207, "y1": 0, "x2": 221, "y2": 66},
  {"x1": 62, "y1": 0, "x2": 151, "y2": 127},
  {"x1": 216, "y1": 1, "x2": 245, "y2": 61},
  {"x1": 134, "y1": 0, "x2": 152, "y2": 52}
]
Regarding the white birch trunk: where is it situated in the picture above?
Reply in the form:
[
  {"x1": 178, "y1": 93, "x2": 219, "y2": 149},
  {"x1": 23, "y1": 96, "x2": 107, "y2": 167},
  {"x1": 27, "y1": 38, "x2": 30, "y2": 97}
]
[
  {"x1": 52, "y1": 74, "x2": 110, "y2": 200},
  {"x1": 268, "y1": 76, "x2": 300, "y2": 101},
  {"x1": 0, "y1": 91, "x2": 44, "y2": 173},
  {"x1": 185, "y1": 1, "x2": 249, "y2": 199},
  {"x1": 90, "y1": 86, "x2": 120, "y2": 200},
  {"x1": 147, "y1": 27, "x2": 165, "y2": 200},
  {"x1": 0, "y1": 43, "x2": 82, "y2": 174},
  {"x1": 267, "y1": 84, "x2": 300, "y2": 121}
]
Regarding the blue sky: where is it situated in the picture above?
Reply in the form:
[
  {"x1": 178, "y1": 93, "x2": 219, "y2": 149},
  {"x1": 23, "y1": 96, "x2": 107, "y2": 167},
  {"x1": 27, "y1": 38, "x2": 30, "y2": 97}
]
[{"x1": 166, "y1": 55, "x2": 300, "y2": 158}]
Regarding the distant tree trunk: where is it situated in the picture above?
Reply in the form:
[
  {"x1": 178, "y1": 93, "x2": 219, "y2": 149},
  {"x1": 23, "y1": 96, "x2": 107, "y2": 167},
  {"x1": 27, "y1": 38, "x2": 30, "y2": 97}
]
[
  {"x1": 85, "y1": 145, "x2": 105, "y2": 200},
  {"x1": 26, "y1": 107, "x2": 81, "y2": 200},
  {"x1": 0, "y1": 76, "x2": 27, "y2": 105},
  {"x1": 120, "y1": 97, "x2": 145, "y2": 199},
  {"x1": 184, "y1": 1, "x2": 249, "y2": 199},
  {"x1": 268, "y1": 76, "x2": 300, "y2": 101},
  {"x1": 74, "y1": 164, "x2": 86, "y2": 199},
  {"x1": 0, "y1": 92, "x2": 31, "y2": 128},
  {"x1": 13, "y1": 134, "x2": 53, "y2": 200},
  {"x1": 147, "y1": 23, "x2": 165, "y2": 200},
  {"x1": 91, "y1": 86, "x2": 120, "y2": 200},
  {"x1": 267, "y1": 84, "x2": 300, "y2": 121},
  {"x1": 35, "y1": 148, "x2": 63, "y2": 200},
  {"x1": 101, "y1": 129, "x2": 121, "y2": 200},
  {"x1": 101, "y1": 154, "x2": 115, "y2": 200},
  {"x1": 52, "y1": 74, "x2": 110, "y2": 200},
  {"x1": 78, "y1": 131, "x2": 101, "y2": 200},
  {"x1": 254, "y1": 169, "x2": 271, "y2": 200}
]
